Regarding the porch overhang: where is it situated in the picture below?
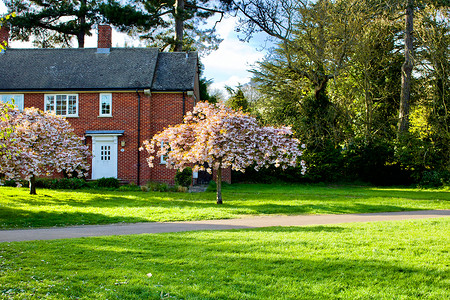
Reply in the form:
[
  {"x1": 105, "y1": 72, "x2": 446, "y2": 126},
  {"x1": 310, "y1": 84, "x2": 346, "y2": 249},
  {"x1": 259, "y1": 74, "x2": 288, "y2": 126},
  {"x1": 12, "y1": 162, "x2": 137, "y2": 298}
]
[{"x1": 85, "y1": 130, "x2": 125, "y2": 136}]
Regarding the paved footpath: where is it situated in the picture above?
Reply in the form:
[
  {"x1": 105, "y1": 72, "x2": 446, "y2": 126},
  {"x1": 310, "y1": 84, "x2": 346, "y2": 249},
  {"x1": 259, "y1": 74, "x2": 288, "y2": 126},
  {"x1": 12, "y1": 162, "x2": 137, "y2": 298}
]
[{"x1": 1, "y1": 210, "x2": 449, "y2": 243}]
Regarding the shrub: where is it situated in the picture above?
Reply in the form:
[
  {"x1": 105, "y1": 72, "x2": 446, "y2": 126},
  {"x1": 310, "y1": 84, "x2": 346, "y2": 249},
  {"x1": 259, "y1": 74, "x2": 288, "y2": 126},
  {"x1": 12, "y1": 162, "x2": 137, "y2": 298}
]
[
  {"x1": 47, "y1": 178, "x2": 87, "y2": 189},
  {"x1": 118, "y1": 183, "x2": 140, "y2": 191},
  {"x1": 1, "y1": 177, "x2": 87, "y2": 189},
  {"x1": 34, "y1": 178, "x2": 54, "y2": 188},
  {"x1": 175, "y1": 167, "x2": 193, "y2": 187},
  {"x1": 145, "y1": 181, "x2": 169, "y2": 192},
  {"x1": 96, "y1": 177, "x2": 120, "y2": 188},
  {"x1": 176, "y1": 185, "x2": 188, "y2": 193},
  {"x1": 419, "y1": 170, "x2": 450, "y2": 188},
  {"x1": 2, "y1": 179, "x2": 28, "y2": 187}
]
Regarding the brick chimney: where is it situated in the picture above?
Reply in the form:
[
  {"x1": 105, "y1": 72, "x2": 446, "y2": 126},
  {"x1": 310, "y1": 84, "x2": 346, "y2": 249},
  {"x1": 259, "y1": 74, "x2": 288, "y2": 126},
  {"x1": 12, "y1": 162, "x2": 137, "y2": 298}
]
[
  {"x1": 97, "y1": 24, "x2": 112, "y2": 53},
  {"x1": 0, "y1": 26, "x2": 9, "y2": 52}
]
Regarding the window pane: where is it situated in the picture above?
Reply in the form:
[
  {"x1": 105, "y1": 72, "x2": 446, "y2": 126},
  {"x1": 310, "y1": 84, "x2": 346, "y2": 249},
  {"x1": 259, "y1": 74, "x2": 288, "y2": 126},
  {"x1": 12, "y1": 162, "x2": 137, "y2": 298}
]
[
  {"x1": 1, "y1": 94, "x2": 24, "y2": 111},
  {"x1": 100, "y1": 94, "x2": 112, "y2": 115},
  {"x1": 45, "y1": 94, "x2": 78, "y2": 116},
  {"x1": 68, "y1": 95, "x2": 77, "y2": 115},
  {"x1": 160, "y1": 141, "x2": 167, "y2": 164},
  {"x1": 45, "y1": 96, "x2": 55, "y2": 113},
  {"x1": 13, "y1": 95, "x2": 24, "y2": 111},
  {"x1": 56, "y1": 95, "x2": 67, "y2": 115}
]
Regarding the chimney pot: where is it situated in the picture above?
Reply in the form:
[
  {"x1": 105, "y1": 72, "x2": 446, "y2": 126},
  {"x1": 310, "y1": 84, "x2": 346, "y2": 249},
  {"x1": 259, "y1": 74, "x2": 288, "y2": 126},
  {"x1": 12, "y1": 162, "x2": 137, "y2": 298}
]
[{"x1": 97, "y1": 24, "x2": 112, "y2": 52}]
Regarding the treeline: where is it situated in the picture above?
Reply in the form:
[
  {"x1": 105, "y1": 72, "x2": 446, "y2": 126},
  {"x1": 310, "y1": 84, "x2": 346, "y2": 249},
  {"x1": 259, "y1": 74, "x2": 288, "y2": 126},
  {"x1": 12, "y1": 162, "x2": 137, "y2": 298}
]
[{"x1": 230, "y1": 0, "x2": 450, "y2": 187}]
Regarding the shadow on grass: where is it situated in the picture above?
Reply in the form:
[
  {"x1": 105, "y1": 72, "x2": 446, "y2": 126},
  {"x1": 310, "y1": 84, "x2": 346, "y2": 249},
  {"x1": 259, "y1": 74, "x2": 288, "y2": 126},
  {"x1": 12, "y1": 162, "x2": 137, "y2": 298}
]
[
  {"x1": 0, "y1": 206, "x2": 148, "y2": 229},
  {"x1": 1, "y1": 224, "x2": 448, "y2": 299}
]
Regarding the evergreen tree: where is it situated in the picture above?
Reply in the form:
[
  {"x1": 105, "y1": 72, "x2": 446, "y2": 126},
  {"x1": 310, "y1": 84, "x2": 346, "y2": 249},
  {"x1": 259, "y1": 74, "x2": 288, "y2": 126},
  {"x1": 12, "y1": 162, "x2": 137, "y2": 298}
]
[
  {"x1": 225, "y1": 86, "x2": 249, "y2": 112},
  {"x1": 131, "y1": 0, "x2": 235, "y2": 52},
  {"x1": 4, "y1": 0, "x2": 155, "y2": 48}
]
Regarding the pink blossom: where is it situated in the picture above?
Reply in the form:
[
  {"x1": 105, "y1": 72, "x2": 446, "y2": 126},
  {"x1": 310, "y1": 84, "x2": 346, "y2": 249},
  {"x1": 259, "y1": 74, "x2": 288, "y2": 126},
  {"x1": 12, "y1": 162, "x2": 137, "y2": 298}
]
[
  {"x1": 141, "y1": 102, "x2": 306, "y2": 178},
  {"x1": 0, "y1": 103, "x2": 91, "y2": 188}
]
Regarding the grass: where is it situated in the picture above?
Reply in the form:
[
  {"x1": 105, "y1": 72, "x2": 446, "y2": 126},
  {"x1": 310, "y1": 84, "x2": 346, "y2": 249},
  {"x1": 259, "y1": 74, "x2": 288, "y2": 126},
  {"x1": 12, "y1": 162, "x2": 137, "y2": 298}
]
[
  {"x1": 0, "y1": 218, "x2": 448, "y2": 299},
  {"x1": 0, "y1": 183, "x2": 449, "y2": 229}
]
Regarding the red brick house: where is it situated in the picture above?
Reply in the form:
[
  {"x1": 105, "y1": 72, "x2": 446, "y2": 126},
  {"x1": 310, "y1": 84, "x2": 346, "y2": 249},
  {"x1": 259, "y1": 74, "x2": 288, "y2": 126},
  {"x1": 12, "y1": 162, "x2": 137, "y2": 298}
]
[{"x1": 0, "y1": 25, "x2": 205, "y2": 185}]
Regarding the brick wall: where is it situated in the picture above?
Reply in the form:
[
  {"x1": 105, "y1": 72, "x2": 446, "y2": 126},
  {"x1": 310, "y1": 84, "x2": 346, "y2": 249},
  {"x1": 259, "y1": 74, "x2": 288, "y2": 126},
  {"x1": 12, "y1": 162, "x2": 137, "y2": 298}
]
[
  {"x1": 97, "y1": 25, "x2": 112, "y2": 49},
  {"x1": 0, "y1": 26, "x2": 9, "y2": 47},
  {"x1": 23, "y1": 91, "x2": 195, "y2": 185}
]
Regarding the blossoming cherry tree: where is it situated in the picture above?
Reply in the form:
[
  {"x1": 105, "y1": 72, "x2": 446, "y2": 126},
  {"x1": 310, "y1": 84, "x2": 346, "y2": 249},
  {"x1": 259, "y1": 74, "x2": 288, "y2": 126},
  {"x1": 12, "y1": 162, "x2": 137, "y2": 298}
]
[
  {"x1": 141, "y1": 102, "x2": 306, "y2": 204},
  {"x1": 0, "y1": 103, "x2": 91, "y2": 194}
]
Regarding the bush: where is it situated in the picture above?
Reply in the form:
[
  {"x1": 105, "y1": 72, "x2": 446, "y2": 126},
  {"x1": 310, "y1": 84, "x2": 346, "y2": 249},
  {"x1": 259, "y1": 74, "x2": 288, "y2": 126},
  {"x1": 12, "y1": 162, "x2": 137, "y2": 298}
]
[
  {"x1": 118, "y1": 182, "x2": 140, "y2": 191},
  {"x1": 2, "y1": 179, "x2": 27, "y2": 187},
  {"x1": 46, "y1": 178, "x2": 87, "y2": 189},
  {"x1": 34, "y1": 178, "x2": 54, "y2": 188},
  {"x1": 1, "y1": 177, "x2": 89, "y2": 189},
  {"x1": 419, "y1": 170, "x2": 450, "y2": 188},
  {"x1": 95, "y1": 177, "x2": 120, "y2": 188},
  {"x1": 176, "y1": 185, "x2": 188, "y2": 193},
  {"x1": 145, "y1": 181, "x2": 169, "y2": 192},
  {"x1": 175, "y1": 167, "x2": 193, "y2": 187}
]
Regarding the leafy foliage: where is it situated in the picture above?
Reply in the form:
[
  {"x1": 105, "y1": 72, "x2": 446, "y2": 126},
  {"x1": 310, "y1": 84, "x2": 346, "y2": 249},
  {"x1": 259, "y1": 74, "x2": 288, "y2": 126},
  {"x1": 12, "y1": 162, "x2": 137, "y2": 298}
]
[
  {"x1": 241, "y1": 0, "x2": 450, "y2": 186},
  {"x1": 225, "y1": 85, "x2": 249, "y2": 112},
  {"x1": 175, "y1": 167, "x2": 193, "y2": 187},
  {"x1": 95, "y1": 177, "x2": 120, "y2": 188},
  {"x1": 143, "y1": 181, "x2": 169, "y2": 192}
]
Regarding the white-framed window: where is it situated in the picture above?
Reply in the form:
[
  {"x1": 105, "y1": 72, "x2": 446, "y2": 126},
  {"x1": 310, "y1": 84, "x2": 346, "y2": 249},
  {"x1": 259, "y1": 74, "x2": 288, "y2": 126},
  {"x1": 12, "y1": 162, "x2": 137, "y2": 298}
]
[
  {"x1": 1, "y1": 94, "x2": 24, "y2": 111},
  {"x1": 160, "y1": 141, "x2": 167, "y2": 164},
  {"x1": 45, "y1": 94, "x2": 78, "y2": 117},
  {"x1": 99, "y1": 93, "x2": 112, "y2": 117}
]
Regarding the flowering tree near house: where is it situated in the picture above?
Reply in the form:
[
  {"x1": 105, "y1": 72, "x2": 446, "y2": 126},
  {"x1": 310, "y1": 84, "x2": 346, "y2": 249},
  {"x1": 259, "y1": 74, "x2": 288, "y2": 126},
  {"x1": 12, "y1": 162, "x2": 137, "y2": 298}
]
[
  {"x1": 0, "y1": 103, "x2": 91, "y2": 195},
  {"x1": 141, "y1": 102, "x2": 306, "y2": 204}
]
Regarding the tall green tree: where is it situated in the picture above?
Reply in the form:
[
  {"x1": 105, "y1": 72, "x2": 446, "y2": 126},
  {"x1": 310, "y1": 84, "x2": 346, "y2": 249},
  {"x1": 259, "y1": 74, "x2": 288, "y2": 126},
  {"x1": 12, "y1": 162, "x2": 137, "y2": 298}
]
[
  {"x1": 130, "y1": 0, "x2": 234, "y2": 52},
  {"x1": 4, "y1": 0, "x2": 156, "y2": 48},
  {"x1": 394, "y1": 0, "x2": 450, "y2": 137},
  {"x1": 225, "y1": 85, "x2": 249, "y2": 112},
  {"x1": 247, "y1": 0, "x2": 373, "y2": 149},
  {"x1": 408, "y1": 4, "x2": 450, "y2": 169}
]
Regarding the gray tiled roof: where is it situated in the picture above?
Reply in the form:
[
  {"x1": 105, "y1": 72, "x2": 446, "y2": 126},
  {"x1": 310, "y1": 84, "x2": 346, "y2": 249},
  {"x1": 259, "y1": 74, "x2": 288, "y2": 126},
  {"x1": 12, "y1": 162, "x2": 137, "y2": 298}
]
[
  {"x1": 152, "y1": 52, "x2": 198, "y2": 91},
  {"x1": 0, "y1": 48, "x2": 198, "y2": 92}
]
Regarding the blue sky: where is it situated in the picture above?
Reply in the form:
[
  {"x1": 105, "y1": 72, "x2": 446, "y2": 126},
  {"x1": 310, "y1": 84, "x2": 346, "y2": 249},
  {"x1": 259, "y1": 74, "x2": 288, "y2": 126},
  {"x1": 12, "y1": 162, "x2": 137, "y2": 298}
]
[{"x1": 0, "y1": 1, "x2": 269, "y2": 94}]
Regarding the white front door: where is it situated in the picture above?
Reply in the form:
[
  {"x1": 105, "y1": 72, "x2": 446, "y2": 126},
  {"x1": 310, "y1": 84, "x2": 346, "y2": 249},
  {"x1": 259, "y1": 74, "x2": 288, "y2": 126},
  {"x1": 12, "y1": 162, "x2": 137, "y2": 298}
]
[{"x1": 92, "y1": 136, "x2": 118, "y2": 179}]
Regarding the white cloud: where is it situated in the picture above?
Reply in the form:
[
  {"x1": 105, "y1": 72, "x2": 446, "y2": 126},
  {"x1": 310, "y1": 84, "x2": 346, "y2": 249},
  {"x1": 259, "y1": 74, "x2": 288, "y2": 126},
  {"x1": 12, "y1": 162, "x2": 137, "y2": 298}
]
[
  {"x1": 202, "y1": 17, "x2": 265, "y2": 91},
  {"x1": 210, "y1": 75, "x2": 252, "y2": 95}
]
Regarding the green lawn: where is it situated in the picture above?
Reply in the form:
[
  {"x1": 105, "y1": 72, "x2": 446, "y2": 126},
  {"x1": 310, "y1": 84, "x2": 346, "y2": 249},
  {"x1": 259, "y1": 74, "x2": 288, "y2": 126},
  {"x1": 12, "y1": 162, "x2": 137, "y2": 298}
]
[
  {"x1": 1, "y1": 183, "x2": 449, "y2": 229},
  {"x1": 0, "y1": 218, "x2": 448, "y2": 299}
]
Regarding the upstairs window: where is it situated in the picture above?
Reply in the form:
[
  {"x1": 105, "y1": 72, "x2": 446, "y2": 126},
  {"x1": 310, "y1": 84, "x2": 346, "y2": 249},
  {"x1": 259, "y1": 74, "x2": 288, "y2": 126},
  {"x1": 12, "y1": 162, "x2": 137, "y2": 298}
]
[
  {"x1": 99, "y1": 93, "x2": 112, "y2": 117},
  {"x1": 1, "y1": 94, "x2": 24, "y2": 111},
  {"x1": 45, "y1": 94, "x2": 78, "y2": 117}
]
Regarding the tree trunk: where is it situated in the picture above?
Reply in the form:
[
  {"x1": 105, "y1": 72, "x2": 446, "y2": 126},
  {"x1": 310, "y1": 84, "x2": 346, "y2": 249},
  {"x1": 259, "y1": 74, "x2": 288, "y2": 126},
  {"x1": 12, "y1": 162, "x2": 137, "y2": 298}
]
[
  {"x1": 216, "y1": 167, "x2": 222, "y2": 204},
  {"x1": 398, "y1": 0, "x2": 414, "y2": 136},
  {"x1": 314, "y1": 78, "x2": 329, "y2": 103},
  {"x1": 174, "y1": 0, "x2": 185, "y2": 52},
  {"x1": 77, "y1": 0, "x2": 87, "y2": 48},
  {"x1": 29, "y1": 175, "x2": 36, "y2": 195},
  {"x1": 77, "y1": 31, "x2": 85, "y2": 48}
]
